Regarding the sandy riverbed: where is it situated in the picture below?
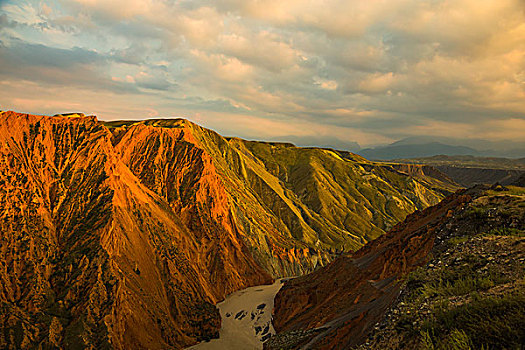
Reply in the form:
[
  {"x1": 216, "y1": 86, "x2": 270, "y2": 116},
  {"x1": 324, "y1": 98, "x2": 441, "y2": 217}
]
[{"x1": 188, "y1": 279, "x2": 287, "y2": 350}]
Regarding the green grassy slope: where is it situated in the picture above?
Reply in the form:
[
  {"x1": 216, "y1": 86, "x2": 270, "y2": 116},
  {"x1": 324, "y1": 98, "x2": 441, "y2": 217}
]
[{"x1": 358, "y1": 186, "x2": 525, "y2": 350}]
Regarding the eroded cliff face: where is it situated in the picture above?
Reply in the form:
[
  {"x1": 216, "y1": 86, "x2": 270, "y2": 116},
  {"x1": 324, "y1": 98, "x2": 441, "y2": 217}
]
[
  {"x1": 389, "y1": 163, "x2": 459, "y2": 190},
  {"x1": 0, "y1": 112, "x2": 117, "y2": 349},
  {"x1": 269, "y1": 189, "x2": 476, "y2": 349},
  {"x1": 0, "y1": 111, "x2": 458, "y2": 349},
  {"x1": 0, "y1": 112, "x2": 269, "y2": 349},
  {"x1": 433, "y1": 165, "x2": 525, "y2": 187},
  {"x1": 106, "y1": 120, "x2": 336, "y2": 278},
  {"x1": 106, "y1": 119, "x2": 459, "y2": 278},
  {"x1": 111, "y1": 122, "x2": 272, "y2": 299}
]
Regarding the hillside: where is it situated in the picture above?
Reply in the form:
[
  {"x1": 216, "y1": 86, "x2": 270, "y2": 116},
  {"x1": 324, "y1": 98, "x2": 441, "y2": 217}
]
[
  {"x1": 0, "y1": 111, "x2": 272, "y2": 349},
  {"x1": 105, "y1": 118, "x2": 458, "y2": 274},
  {"x1": 268, "y1": 185, "x2": 524, "y2": 349},
  {"x1": 393, "y1": 155, "x2": 525, "y2": 187},
  {"x1": 0, "y1": 111, "x2": 457, "y2": 349}
]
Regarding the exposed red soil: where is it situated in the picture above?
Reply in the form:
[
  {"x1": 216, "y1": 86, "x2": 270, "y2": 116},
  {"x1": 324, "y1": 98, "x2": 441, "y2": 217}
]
[{"x1": 0, "y1": 111, "x2": 271, "y2": 349}]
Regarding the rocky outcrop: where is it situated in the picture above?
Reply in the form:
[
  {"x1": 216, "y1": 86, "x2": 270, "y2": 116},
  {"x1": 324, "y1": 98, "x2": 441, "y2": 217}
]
[
  {"x1": 269, "y1": 189, "x2": 479, "y2": 349},
  {"x1": 105, "y1": 118, "x2": 459, "y2": 278},
  {"x1": 0, "y1": 112, "x2": 269, "y2": 349},
  {"x1": 390, "y1": 163, "x2": 459, "y2": 189},
  {"x1": 356, "y1": 187, "x2": 525, "y2": 349}
]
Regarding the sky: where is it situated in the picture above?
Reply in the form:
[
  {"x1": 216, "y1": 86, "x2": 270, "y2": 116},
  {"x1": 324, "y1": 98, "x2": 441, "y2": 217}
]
[{"x1": 0, "y1": 0, "x2": 524, "y2": 149}]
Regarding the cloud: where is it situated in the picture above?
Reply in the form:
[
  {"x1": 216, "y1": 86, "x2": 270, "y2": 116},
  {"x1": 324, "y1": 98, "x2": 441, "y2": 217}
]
[
  {"x1": 219, "y1": 30, "x2": 300, "y2": 72},
  {"x1": 358, "y1": 72, "x2": 395, "y2": 94},
  {"x1": 0, "y1": 39, "x2": 101, "y2": 67},
  {"x1": 189, "y1": 49, "x2": 255, "y2": 82},
  {"x1": 0, "y1": 39, "x2": 140, "y2": 94},
  {"x1": 0, "y1": 0, "x2": 524, "y2": 148},
  {"x1": 133, "y1": 70, "x2": 175, "y2": 91}
]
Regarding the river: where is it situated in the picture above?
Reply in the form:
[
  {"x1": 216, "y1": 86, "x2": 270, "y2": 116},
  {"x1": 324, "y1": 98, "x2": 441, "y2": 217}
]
[{"x1": 188, "y1": 279, "x2": 287, "y2": 350}]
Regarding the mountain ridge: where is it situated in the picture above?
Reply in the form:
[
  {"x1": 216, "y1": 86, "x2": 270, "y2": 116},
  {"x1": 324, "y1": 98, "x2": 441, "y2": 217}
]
[
  {"x1": 0, "y1": 111, "x2": 459, "y2": 349},
  {"x1": 393, "y1": 155, "x2": 525, "y2": 187},
  {"x1": 268, "y1": 184, "x2": 525, "y2": 349},
  {"x1": 359, "y1": 136, "x2": 525, "y2": 159}
]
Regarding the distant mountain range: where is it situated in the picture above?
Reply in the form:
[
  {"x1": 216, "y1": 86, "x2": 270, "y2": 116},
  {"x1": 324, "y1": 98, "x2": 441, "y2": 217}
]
[
  {"x1": 358, "y1": 137, "x2": 525, "y2": 160},
  {"x1": 359, "y1": 141, "x2": 479, "y2": 160}
]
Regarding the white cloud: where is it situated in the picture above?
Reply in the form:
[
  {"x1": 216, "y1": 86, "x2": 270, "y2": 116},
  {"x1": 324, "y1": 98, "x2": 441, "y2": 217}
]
[{"x1": 0, "y1": 0, "x2": 524, "y2": 147}]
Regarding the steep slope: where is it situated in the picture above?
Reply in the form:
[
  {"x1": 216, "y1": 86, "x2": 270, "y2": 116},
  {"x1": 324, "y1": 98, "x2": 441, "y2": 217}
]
[
  {"x1": 109, "y1": 121, "x2": 271, "y2": 299},
  {"x1": 106, "y1": 119, "x2": 458, "y2": 277},
  {"x1": 0, "y1": 112, "x2": 118, "y2": 349},
  {"x1": 269, "y1": 185, "x2": 524, "y2": 349},
  {"x1": 0, "y1": 111, "x2": 458, "y2": 349},
  {"x1": 513, "y1": 173, "x2": 525, "y2": 187},
  {"x1": 0, "y1": 111, "x2": 270, "y2": 349},
  {"x1": 388, "y1": 163, "x2": 459, "y2": 188},
  {"x1": 358, "y1": 186, "x2": 525, "y2": 349},
  {"x1": 269, "y1": 188, "x2": 475, "y2": 349}
]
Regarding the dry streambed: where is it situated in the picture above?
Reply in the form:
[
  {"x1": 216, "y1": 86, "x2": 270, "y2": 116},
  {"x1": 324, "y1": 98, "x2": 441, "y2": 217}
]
[{"x1": 188, "y1": 279, "x2": 287, "y2": 350}]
